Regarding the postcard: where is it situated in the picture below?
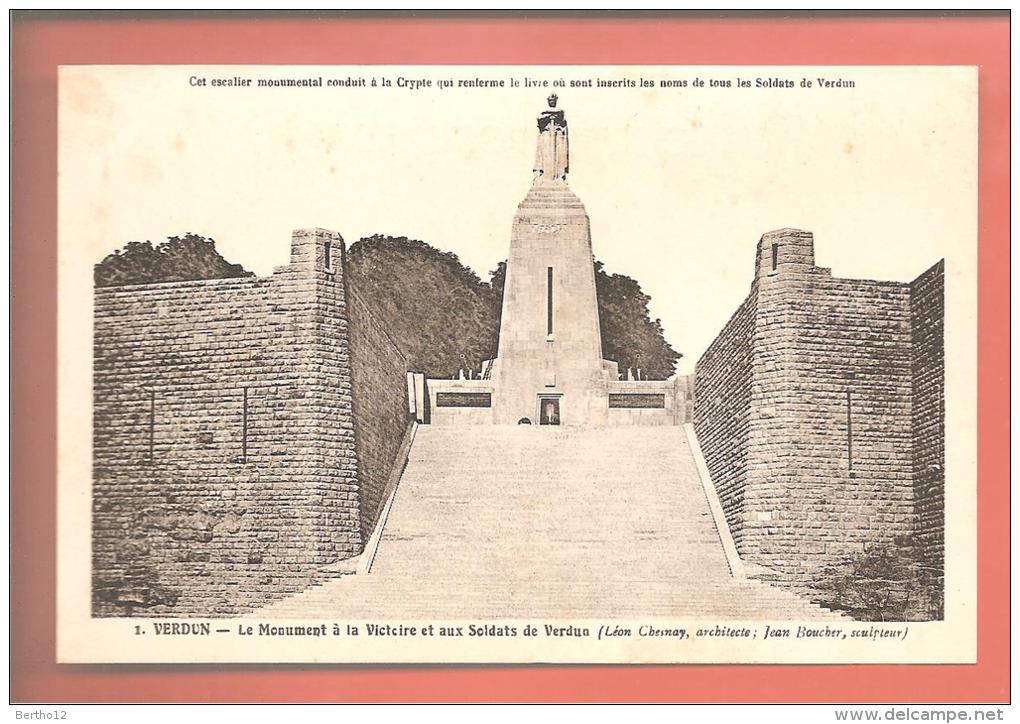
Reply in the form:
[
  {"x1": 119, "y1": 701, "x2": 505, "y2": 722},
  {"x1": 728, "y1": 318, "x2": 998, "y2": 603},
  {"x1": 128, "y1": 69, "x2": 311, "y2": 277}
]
[{"x1": 56, "y1": 64, "x2": 976, "y2": 664}]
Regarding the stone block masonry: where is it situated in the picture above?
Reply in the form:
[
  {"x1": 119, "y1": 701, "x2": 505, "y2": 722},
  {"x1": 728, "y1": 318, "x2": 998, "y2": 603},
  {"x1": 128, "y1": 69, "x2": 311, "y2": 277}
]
[
  {"x1": 694, "y1": 229, "x2": 945, "y2": 613},
  {"x1": 92, "y1": 228, "x2": 411, "y2": 616},
  {"x1": 910, "y1": 261, "x2": 945, "y2": 589},
  {"x1": 691, "y1": 294, "x2": 756, "y2": 551},
  {"x1": 345, "y1": 287, "x2": 411, "y2": 540}
]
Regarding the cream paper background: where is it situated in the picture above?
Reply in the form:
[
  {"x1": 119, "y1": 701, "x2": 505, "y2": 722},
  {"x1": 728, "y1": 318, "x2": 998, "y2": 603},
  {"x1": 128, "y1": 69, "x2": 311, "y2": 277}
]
[{"x1": 57, "y1": 65, "x2": 977, "y2": 664}]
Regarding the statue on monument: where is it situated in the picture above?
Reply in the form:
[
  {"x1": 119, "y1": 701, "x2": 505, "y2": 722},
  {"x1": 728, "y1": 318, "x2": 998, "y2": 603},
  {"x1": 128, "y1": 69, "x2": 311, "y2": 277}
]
[{"x1": 533, "y1": 93, "x2": 569, "y2": 181}]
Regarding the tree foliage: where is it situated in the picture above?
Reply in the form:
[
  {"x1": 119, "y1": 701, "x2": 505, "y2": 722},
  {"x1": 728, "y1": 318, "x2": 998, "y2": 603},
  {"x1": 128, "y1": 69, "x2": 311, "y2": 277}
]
[
  {"x1": 592, "y1": 260, "x2": 681, "y2": 380},
  {"x1": 813, "y1": 537, "x2": 943, "y2": 621},
  {"x1": 94, "y1": 233, "x2": 252, "y2": 288},
  {"x1": 345, "y1": 235, "x2": 500, "y2": 379}
]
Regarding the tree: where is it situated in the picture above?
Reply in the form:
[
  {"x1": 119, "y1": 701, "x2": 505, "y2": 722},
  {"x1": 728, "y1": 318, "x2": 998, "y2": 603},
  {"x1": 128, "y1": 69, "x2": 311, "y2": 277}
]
[
  {"x1": 345, "y1": 235, "x2": 500, "y2": 379},
  {"x1": 94, "y1": 233, "x2": 253, "y2": 288},
  {"x1": 814, "y1": 537, "x2": 943, "y2": 621},
  {"x1": 592, "y1": 260, "x2": 682, "y2": 379}
]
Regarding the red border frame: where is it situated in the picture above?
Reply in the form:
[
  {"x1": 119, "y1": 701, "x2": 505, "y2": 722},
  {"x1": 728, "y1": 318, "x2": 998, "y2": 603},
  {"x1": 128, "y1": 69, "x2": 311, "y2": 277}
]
[{"x1": 10, "y1": 14, "x2": 1009, "y2": 703}]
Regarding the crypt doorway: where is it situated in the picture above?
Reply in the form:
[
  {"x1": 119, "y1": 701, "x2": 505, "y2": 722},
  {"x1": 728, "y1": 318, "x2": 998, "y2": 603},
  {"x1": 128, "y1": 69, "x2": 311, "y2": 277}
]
[{"x1": 538, "y1": 395, "x2": 561, "y2": 426}]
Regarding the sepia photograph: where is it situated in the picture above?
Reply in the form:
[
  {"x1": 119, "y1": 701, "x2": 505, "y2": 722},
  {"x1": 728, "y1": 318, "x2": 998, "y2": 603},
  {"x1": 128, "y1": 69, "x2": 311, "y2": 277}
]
[{"x1": 56, "y1": 63, "x2": 975, "y2": 665}]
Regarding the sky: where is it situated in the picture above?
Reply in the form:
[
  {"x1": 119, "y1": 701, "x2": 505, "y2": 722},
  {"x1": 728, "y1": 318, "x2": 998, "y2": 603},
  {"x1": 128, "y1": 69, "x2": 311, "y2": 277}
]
[{"x1": 60, "y1": 65, "x2": 977, "y2": 373}]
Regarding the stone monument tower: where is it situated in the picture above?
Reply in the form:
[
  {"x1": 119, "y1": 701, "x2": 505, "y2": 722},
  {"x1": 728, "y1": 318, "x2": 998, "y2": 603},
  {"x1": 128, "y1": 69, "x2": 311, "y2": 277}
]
[{"x1": 489, "y1": 95, "x2": 616, "y2": 425}]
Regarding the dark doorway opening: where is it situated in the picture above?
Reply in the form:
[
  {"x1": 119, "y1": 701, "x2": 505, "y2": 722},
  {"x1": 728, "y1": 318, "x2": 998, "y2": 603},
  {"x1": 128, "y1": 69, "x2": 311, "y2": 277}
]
[{"x1": 539, "y1": 397, "x2": 561, "y2": 426}]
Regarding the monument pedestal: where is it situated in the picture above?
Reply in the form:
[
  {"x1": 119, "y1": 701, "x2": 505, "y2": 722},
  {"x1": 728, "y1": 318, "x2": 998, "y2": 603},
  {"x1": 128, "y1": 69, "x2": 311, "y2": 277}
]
[{"x1": 490, "y1": 172, "x2": 611, "y2": 426}]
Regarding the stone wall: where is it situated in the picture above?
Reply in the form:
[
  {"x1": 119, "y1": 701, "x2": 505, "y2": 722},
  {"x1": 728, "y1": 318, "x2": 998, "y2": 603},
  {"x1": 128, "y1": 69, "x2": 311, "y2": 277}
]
[
  {"x1": 694, "y1": 294, "x2": 756, "y2": 547},
  {"x1": 92, "y1": 228, "x2": 409, "y2": 616},
  {"x1": 910, "y1": 261, "x2": 945, "y2": 579},
  {"x1": 750, "y1": 266, "x2": 914, "y2": 580},
  {"x1": 346, "y1": 288, "x2": 412, "y2": 539},
  {"x1": 425, "y1": 375, "x2": 694, "y2": 427},
  {"x1": 695, "y1": 229, "x2": 944, "y2": 599},
  {"x1": 606, "y1": 376, "x2": 694, "y2": 426},
  {"x1": 426, "y1": 379, "x2": 495, "y2": 426}
]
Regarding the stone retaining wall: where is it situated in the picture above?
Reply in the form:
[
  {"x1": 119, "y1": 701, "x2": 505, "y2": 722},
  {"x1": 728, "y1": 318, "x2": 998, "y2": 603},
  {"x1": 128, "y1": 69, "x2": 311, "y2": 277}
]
[
  {"x1": 92, "y1": 228, "x2": 409, "y2": 616},
  {"x1": 695, "y1": 229, "x2": 944, "y2": 604},
  {"x1": 910, "y1": 261, "x2": 945, "y2": 581}
]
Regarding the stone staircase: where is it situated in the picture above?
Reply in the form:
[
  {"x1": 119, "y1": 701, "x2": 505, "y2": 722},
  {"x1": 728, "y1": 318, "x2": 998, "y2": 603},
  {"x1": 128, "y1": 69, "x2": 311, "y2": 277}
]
[{"x1": 258, "y1": 425, "x2": 842, "y2": 619}]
